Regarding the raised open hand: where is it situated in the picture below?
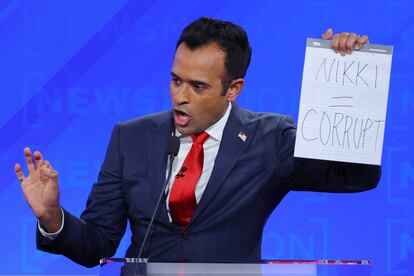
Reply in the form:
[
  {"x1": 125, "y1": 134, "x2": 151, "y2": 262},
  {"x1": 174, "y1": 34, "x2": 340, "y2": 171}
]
[{"x1": 15, "y1": 147, "x2": 62, "y2": 232}]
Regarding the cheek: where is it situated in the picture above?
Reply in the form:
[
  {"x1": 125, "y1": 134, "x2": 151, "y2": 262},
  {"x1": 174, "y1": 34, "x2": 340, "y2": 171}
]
[
  {"x1": 169, "y1": 85, "x2": 180, "y2": 104},
  {"x1": 197, "y1": 97, "x2": 226, "y2": 120}
]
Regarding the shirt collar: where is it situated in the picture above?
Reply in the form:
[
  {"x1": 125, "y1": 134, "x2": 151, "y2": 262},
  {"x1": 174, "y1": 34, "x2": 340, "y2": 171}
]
[{"x1": 175, "y1": 102, "x2": 232, "y2": 142}]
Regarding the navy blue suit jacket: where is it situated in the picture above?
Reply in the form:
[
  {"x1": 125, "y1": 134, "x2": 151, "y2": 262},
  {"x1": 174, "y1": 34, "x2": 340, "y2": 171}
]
[{"x1": 37, "y1": 103, "x2": 380, "y2": 267}]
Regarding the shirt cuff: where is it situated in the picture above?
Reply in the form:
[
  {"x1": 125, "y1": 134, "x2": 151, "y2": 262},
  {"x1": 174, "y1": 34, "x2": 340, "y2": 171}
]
[{"x1": 37, "y1": 208, "x2": 64, "y2": 240}]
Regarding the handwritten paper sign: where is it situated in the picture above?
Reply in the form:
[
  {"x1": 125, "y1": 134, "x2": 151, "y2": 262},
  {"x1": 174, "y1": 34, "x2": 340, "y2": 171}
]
[{"x1": 294, "y1": 38, "x2": 393, "y2": 165}]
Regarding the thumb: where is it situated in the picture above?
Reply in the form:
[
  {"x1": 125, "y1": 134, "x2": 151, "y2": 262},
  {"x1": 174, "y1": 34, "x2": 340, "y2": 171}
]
[{"x1": 322, "y1": 28, "x2": 333, "y2": 40}]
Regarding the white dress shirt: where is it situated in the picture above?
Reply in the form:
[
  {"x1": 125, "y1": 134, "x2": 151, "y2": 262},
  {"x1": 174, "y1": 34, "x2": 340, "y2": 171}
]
[
  {"x1": 165, "y1": 103, "x2": 232, "y2": 220},
  {"x1": 40, "y1": 102, "x2": 232, "y2": 238}
]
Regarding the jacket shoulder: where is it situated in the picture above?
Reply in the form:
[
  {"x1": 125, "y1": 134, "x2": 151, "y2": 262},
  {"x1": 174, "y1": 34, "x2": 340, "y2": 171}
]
[
  {"x1": 117, "y1": 110, "x2": 172, "y2": 131},
  {"x1": 238, "y1": 107, "x2": 295, "y2": 129}
]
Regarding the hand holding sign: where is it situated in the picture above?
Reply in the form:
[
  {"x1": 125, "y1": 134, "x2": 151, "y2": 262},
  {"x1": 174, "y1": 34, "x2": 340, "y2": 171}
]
[{"x1": 321, "y1": 28, "x2": 370, "y2": 56}]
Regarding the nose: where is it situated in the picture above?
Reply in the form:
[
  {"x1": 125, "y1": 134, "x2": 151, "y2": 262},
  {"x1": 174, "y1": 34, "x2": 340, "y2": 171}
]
[{"x1": 172, "y1": 84, "x2": 190, "y2": 105}]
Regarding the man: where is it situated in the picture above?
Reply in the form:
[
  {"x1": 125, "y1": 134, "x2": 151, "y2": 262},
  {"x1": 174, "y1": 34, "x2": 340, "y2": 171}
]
[{"x1": 15, "y1": 17, "x2": 379, "y2": 267}]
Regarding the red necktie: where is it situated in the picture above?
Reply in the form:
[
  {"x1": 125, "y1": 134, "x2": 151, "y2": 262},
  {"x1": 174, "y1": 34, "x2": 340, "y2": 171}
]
[{"x1": 169, "y1": 131, "x2": 209, "y2": 229}]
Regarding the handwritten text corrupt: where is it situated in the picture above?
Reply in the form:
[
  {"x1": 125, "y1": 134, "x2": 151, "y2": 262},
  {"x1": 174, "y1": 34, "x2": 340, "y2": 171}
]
[{"x1": 300, "y1": 109, "x2": 385, "y2": 151}]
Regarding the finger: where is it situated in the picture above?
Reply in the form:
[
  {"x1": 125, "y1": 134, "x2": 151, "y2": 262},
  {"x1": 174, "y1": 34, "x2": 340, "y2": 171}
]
[
  {"x1": 345, "y1": 33, "x2": 359, "y2": 54},
  {"x1": 331, "y1": 33, "x2": 340, "y2": 53},
  {"x1": 41, "y1": 167, "x2": 58, "y2": 179},
  {"x1": 338, "y1": 32, "x2": 349, "y2": 56},
  {"x1": 24, "y1": 147, "x2": 35, "y2": 173},
  {"x1": 14, "y1": 163, "x2": 25, "y2": 183},
  {"x1": 42, "y1": 160, "x2": 54, "y2": 170},
  {"x1": 41, "y1": 160, "x2": 58, "y2": 179},
  {"x1": 355, "y1": 34, "x2": 369, "y2": 50},
  {"x1": 322, "y1": 28, "x2": 333, "y2": 40},
  {"x1": 33, "y1": 150, "x2": 43, "y2": 168}
]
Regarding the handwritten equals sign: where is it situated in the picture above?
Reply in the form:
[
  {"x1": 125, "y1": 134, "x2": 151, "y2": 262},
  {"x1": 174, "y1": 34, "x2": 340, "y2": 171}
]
[{"x1": 329, "y1": 96, "x2": 354, "y2": 108}]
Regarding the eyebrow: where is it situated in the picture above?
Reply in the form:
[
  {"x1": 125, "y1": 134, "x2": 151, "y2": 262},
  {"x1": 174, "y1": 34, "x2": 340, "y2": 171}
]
[
  {"x1": 170, "y1": 72, "x2": 211, "y2": 88},
  {"x1": 170, "y1": 72, "x2": 181, "y2": 80}
]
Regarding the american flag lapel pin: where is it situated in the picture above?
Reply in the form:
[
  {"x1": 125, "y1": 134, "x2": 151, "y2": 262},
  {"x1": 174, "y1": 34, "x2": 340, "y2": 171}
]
[{"x1": 237, "y1": 131, "x2": 247, "y2": 142}]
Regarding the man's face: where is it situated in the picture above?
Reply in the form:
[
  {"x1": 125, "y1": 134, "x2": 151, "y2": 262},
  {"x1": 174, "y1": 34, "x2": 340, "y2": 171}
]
[{"x1": 170, "y1": 42, "x2": 230, "y2": 135}]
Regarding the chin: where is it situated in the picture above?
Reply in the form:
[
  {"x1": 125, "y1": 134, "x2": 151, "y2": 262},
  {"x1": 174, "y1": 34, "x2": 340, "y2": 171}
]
[
  {"x1": 176, "y1": 125, "x2": 191, "y2": 135},
  {"x1": 176, "y1": 125, "x2": 203, "y2": 136}
]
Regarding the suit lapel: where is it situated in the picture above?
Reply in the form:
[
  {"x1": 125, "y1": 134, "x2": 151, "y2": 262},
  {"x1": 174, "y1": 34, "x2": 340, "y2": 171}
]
[
  {"x1": 190, "y1": 103, "x2": 251, "y2": 226},
  {"x1": 145, "y1": 112, "x2": 175, "y2": 225}
]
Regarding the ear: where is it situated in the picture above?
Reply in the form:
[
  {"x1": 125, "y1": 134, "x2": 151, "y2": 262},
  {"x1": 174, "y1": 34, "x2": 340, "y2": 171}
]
[{"x1": 225, "y1": 78, "x2": 244, "y2": 102}]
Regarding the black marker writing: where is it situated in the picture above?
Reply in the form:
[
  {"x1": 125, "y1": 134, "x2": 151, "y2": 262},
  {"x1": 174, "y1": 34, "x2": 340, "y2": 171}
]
[
  {"x1": 315, "y1": 58, "x2": 379, "y2": 88},
  {"x1": 300, "y1": 109, "x2": 384, "y2": 151}
]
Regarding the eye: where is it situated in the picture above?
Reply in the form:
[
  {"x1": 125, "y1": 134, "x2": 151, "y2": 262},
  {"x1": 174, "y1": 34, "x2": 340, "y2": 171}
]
[
  {"x1": 194, "y1": 84, "x2": 206, "y2": 90},
  {"x1": 191, "y1": 82, "x2": 208, "y2": 92},
  {"x1": 171, "y1": 76, "x2": 182, "y2": 85}
]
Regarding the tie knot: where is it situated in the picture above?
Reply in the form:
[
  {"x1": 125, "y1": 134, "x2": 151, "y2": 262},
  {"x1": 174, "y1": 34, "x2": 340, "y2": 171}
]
[{"x1": 191, "y1": 131, "x2": 209, "y2": 145}]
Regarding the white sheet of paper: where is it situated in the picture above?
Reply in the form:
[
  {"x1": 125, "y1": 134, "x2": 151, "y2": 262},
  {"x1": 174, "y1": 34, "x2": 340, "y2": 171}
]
[{"x1": 294, "y1": 38, "x2": 393, "y2": 165}]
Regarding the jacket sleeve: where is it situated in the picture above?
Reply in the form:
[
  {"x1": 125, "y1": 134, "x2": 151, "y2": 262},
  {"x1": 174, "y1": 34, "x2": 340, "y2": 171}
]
[
  {"x1": 276, "y1": 115, "x2": 381, "y2": 192},
  {"x1": 37, "y1": 123, "x2": 127, "y2": 267}
]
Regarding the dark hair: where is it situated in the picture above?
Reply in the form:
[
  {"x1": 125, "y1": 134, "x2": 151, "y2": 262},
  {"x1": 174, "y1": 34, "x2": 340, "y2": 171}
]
[{"x1": 176, "y1": 17, "x2": 252, "y2": 95}]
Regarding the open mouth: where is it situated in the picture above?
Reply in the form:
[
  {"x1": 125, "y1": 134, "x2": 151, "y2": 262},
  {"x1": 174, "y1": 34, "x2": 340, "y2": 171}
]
[{"x1": 174, "y1": 109, "x2": 192, "y2": 127}]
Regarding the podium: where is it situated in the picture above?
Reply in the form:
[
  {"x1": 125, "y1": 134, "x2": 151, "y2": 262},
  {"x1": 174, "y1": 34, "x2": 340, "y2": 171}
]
[{"x1": 99, "y1": 258, "x2": 372, "y2": 275}]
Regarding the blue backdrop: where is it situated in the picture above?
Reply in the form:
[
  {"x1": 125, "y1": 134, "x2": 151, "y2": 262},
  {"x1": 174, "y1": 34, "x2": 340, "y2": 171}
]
[{"x1": 1, "y1": 0, "x2": 413, "y2": 275}]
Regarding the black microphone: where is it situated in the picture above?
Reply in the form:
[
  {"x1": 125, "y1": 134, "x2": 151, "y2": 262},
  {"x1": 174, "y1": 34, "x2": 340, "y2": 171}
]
[
  {"x1": 167, "y1": 136, "x2": 180, "y2": 157},
  {"x1": 137, "y1": 136, "x2": 180, "y2": 259},
  {"x1": 176, "y1": 166, "x2": 187, "y2": 178}
]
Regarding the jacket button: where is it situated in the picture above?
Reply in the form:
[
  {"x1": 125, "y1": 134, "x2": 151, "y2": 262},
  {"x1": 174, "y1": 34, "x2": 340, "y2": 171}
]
[{"x1": 182, "y1": 231, "x2": 191, "y2": 240}]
